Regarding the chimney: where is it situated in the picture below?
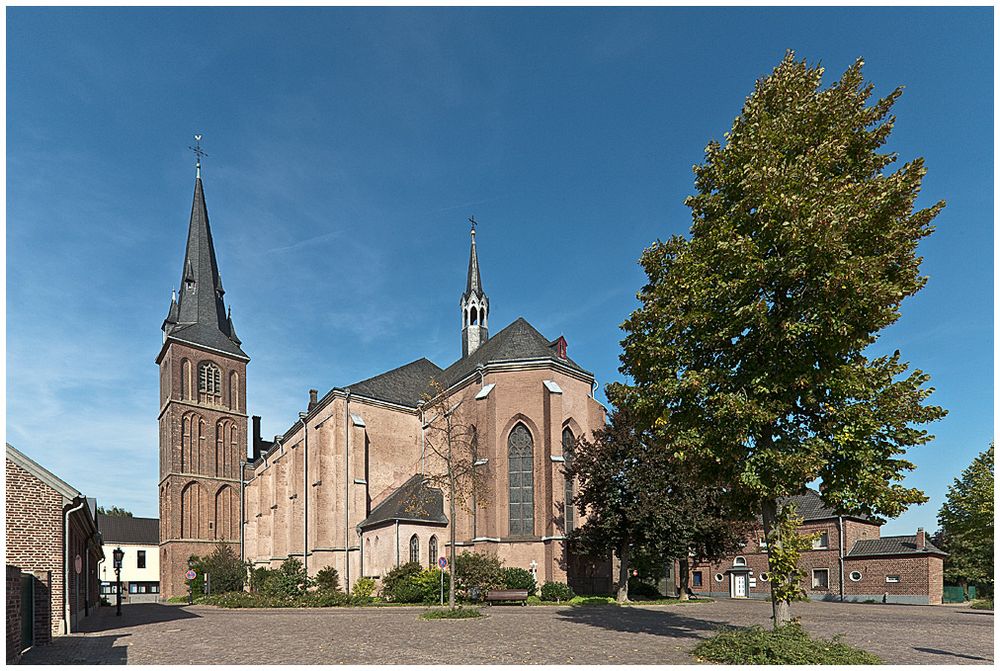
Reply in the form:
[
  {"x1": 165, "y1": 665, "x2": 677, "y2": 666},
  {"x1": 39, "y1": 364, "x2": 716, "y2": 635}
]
[
  {"x1": 308, "y1": 389, "x2": 318, "y2": 411},
  {"x1": 252, "y1": 415, "x2": 263, "y2": 462},
  {"x1": 916, "y1": 527, "x2": 926, "y2": 550}
]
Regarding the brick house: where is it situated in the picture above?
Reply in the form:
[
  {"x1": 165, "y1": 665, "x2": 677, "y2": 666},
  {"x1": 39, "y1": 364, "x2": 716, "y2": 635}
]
[
  {"x1": 684, "y1": 489, "x2": 946, "y2": 605},
  {"x1": 5, "y1": 443, "x2": 103, "y2": 644},
  {"x1": 158, "y1": 168, "x2": 610, "y2": 598}
]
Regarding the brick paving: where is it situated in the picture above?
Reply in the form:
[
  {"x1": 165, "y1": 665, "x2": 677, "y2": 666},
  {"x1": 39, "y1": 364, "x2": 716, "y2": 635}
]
[{"x1": 19, "y1": 599, "x2": 993, "y2": 665}]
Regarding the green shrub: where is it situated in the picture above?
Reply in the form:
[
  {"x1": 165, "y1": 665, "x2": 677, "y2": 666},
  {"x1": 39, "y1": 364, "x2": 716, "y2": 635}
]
[
  {"x1": 185, "y1": 544, "x2": 246, "y2": 596},
  {"x1": 352, "y1": 577, "x2": 376, "y2": 600},
  {"x1": 381, "y1": 562, "x2": 425, "y2": 602},
  {"x1": 502, "y1": 567, "x2": 537, "y2": 595},
  {"x1": 415, "y1": 568, "x2": 450, "y2": 604},
  {"x1": 420, "y1": 606, "x2": 483, "y2": 620},
  {"x1": 540, "y1": 581, "x2": 574, "y2": 602},
  {"x1": 261, "y1": 558, "x2": 311, "y2": 597},
  {"x1": 454, "y1": 551, "x2": 505, "y2": 599},
  {"x1": 971, "y1": 598, "x2": 993, "y2": 610},
  {"x1": 569, "y1": 595, "x2": 616, "y2": 605},
  {"x1": 692, "y1": 624, "x2": 882, "y2": 665},
  {"x1": 315, "y1": 567, "x2": 341, "y2": 593},
  {"x1": 628, "y1": 577, "x2": 661, "y2": 599},
  {"x1": 304, "y1": 590, "x2": 351, "y2": 607},
  {"x1": 527, "y1": 595, "x2": 542, "y2": 605}
]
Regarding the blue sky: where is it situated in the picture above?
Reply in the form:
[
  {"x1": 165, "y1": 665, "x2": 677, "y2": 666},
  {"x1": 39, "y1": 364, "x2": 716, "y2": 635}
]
[{"x1": 7, "y1": 7, "x2": 992, "y2": 535}]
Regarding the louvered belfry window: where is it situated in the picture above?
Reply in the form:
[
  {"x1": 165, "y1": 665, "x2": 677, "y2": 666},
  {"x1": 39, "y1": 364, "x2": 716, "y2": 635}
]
[
  {"x1": 199, "y1": 362, "x2": 222, "y2": 399},
  {"x1": 562, "y1": 428, "x2": 575, "y2": 533},
  {"x1": 508, "y1": 423, "x2": 534, "y2": 536}
]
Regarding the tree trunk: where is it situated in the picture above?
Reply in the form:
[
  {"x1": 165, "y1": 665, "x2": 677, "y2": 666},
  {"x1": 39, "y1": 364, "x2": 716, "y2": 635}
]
[
  {"x1": 615, "y1": 542, "x2": 631, "y2": 603},
  {"x1": 449, "y1": 476, "x2": 457, "y2": 610},
  {"x1": 761, "y1": 498, "x2": 792, "y2": 628},
  {"x1": 678, "y1": 556, "x2": 690, "y2": 601}
]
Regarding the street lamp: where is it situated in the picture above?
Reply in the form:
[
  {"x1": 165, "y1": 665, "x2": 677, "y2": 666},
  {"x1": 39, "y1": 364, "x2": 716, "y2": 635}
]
[{"x1": 112, "y1": 547, "x2": 124, "y2": 617}]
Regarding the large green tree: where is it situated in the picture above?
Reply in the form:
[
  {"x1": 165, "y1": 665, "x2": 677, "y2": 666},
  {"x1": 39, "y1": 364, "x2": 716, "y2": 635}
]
[
  {"x1": 570, "y1": 401, "x2": 746, "y2": 603},
  {"x1": 618, "y1": 52, "x2": 946, "y2": 626},
  {"x1": 938, "y1": 443, "x2": 994, "y2": 595}
]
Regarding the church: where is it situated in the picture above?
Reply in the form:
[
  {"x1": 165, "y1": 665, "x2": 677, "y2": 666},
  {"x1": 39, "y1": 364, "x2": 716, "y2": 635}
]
[{"x1": 157, "y1": 165, "x2": 611, "y2": 599}]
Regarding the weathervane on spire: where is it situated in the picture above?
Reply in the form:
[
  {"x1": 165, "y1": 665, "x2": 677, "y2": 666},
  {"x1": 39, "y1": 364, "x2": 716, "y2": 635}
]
[
  {"x1": 469, "y1": 215, "x2": 478, "y2": 236},
  {"x1": 189, "y1": 134, "x2": 208, "y2": 178}
]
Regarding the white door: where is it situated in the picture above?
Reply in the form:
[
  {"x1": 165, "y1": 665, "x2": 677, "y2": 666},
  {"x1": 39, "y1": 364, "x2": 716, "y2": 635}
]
[{"x1": 732, "y1": 574, "x2": 747, "y2": 598}]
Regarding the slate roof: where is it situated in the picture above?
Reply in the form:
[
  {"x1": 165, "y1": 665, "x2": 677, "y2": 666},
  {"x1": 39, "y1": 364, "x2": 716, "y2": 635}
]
[
  {"x1": 437, "y1": 317, "x2": 591, "y2": 388},
  {"x1": 347, "y1": 358, "x2": 443, "y2": 408},
  {"x1": 848, "y1": 534, "x2": 946, "y2": 558},
  {"x1": 98, "y1": 515, "x2": 159, "y2": 545},
  {"x1": 358, "y1": 475, "x2": 447, "y2": 530},
  {"x1": 162, "y1": 177, "x2": 248, "y2": 360},
  {"x1": 778, "y1": 488, "x2": 871, "y2": 522}
]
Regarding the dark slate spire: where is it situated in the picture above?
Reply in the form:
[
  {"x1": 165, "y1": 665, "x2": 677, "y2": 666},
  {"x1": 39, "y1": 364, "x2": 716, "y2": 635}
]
[
  {"x1": 460, "y1": 219, "x2": 489, "y2": 357},
  {"x1": 162, "y1": 176, "x2": 248, "y2": 359},
  {"x1": 463, "y1": 221, "x2": 485, "y2": 301}
]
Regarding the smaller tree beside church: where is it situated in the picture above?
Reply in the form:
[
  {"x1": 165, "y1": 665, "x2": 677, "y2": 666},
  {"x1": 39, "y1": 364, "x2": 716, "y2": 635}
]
[
  {"x1": 938, "y1": 443, "x2": 994, "y2": 596},
  {"x1": 420, "y1": 380, "x2": 491, "y2": 609}
]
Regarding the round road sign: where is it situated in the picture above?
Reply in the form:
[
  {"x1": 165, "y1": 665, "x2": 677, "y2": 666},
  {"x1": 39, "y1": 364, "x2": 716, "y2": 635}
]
[
  {"x1": 438, "y1": 556, "x2": 447, "y2": 569},
  {"x1": 185, "y1": 569, "x2": 197, "y2": 580},
  {"x1": 74, "y1": 554, "x2": 82, "y2": 575}
]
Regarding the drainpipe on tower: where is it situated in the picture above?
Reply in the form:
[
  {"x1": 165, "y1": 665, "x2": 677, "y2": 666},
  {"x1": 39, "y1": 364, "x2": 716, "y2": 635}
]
[
  {"x1": 344, "y1": 389, "x2": 352, "y2": 592},
  {"x1": 838, "y1": 515, "x2": 845, "y2": 602},
  {"x1": 300, "y1": 411, "x2": 309, "y2": 578}
]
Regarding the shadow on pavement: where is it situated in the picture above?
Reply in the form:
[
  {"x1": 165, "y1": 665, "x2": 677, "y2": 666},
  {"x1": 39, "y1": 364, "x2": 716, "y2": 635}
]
[
  {"x1": 20, "y1": 634, "x2": 129, "y2": 665},
  {"x1": 76, "y1": 603, "x2": 201, "y2": 633},
  {"x1": 556, "y1": 604, "x2": 730, "y2": 639},
  {"x1": 912, "y1": 647, "x2": 992, "y2": 662}
]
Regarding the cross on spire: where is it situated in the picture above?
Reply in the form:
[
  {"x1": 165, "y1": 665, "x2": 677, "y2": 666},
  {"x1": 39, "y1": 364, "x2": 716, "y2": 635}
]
[
  {"x1": 469, "y1": 215, "x2": 478, "y2": 235},
  {"x1": 188, "y1": 133, "x2": 208, "y2": 178}
]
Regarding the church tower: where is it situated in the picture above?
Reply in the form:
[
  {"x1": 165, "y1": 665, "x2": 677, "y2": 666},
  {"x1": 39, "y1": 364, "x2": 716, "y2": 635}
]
[
  {"x1": 460, "y1": 221, "x2": 489, "y2": 357},
  {"x1": 157, "y1": 158, "x2": 249, "y2": 599}
]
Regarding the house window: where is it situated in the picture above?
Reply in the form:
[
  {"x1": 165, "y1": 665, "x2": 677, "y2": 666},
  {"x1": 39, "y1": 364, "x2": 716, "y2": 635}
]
[
  {"x1": 759, "y1": 537, "x2": 768, "y2": 551},
  {"x1": 812, "y1": 531, "x2": 830, "y2": 550},
  {"x1": 129, "y1": 583, "x2": 138, "y2": 594},
  {"x1": 714, "y1": 573, "x2": 724, "y2": 583},
  {"x1": 812, "y1": 569, "x2": 829, "y2": 589},
  {"x1": 428, "y1": 536, "x2": 438, "y2": 568},
  {"x1": 733, "y1": 556, "x2": 747, "y2": 567},
  {"x1": 692, "y1": 571, "x2": 703, "y2": 587},
  {"x1": 137, "y1": 550, "x2": 146, "y2": 569},
  {"x1": 849, "y1": 571, "x2": 863, "y2": 582},
  {"x1": 508, "y1": 424, "x2": 534, "y2": 536},
  {"x1": 886, "y1": 575, "x2": 901, "y2": 583},
  {"x1": 409, "y1": 535, "x2": 420, "y2": 565},
  {"x1": 562, "y1": 428, "x2": 575, "y2": 533},
  {"x1": 760, "y1": 572, "x2": 770, "y2": 582}
]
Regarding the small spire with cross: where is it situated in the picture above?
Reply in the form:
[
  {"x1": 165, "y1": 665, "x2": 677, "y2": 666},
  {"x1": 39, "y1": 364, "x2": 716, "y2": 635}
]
[{"x1": 188, "y1": 133, "x2": 208, "y2": 178}]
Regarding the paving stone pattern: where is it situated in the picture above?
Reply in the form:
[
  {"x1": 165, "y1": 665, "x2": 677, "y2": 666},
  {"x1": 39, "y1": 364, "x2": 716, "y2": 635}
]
[{"x1": 20, "y1": 599, "x2": 993, "y2": 665}]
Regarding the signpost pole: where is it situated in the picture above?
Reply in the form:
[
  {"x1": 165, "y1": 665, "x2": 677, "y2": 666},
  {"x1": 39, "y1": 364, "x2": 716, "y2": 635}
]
[{"x1": 438, "y1": 556, "x2": 447, "y2": 606}]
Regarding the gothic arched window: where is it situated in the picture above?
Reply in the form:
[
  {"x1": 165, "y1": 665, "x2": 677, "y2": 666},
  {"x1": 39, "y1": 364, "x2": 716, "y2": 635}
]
[
  {"x1": 508, "y1": 423, "x2": 534, "y2": 536},
  {"x1": 199, "y1": 362, "x2": 222, "y2": 400},
  {"x1": 229, "y1": 371, "x2": 239, "y2": 410},
  {"x1": 181, "y1": 359, "x2": 192, "y2": 399},
  {"x1": 562, "y1": 427, "x2": 576, "y2": 534},
  {"x1": 409, "y1": 535, "x2": 420, "y2": 565},
  {"x1": 428, "y1": 535, "x2": 438, "y2": 567}
]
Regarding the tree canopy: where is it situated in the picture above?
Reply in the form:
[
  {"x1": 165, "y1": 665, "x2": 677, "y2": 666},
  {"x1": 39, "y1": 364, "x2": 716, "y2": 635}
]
[
  {"x1": 937, "y1": 443, "x2": 994, "y2": 591},
  {"x1": 617, "y1": 52, "x2": 945, "y2": 624},
  {"x1": 97, "y1": 505, "x2": 133, "y2": 518}
]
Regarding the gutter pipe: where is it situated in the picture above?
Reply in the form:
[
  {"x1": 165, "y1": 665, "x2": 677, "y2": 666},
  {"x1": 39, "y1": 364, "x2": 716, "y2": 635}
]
[
  {"x1": 63, "y1": 497, "x2": 86, "y2": 634},
  {"x1": 838, "y1": 515, "x2": 845, "y2": 602},
  {"x1": 344, "y1": 391, "x2": 351, "y2": 592}
]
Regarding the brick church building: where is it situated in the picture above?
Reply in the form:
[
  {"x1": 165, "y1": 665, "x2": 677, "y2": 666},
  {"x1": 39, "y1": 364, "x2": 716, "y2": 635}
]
[{"x1": 158, "y1": 167, "x2": 610, "y2": 598}]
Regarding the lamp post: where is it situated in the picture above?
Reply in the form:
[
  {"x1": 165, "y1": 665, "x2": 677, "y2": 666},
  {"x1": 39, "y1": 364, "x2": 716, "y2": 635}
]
[{"x1": 112, "y1": 547, "x2": 124, "y2": 617}]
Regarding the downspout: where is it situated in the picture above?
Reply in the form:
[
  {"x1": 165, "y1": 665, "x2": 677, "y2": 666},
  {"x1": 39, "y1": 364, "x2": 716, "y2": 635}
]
[
  {"x1": 395, "y1": 520, "x2": 400, "y2": 567},
  {"x1": 300, "y1": 412, "x2": 309, "y2": 578},
  {"x1": 239, "y1": 460, "x2": 246, "y2": 564},
  {"x1": 419, "y1": 404, "x2": 426, "y2": 475},
  {"x1": 344, "y1": 391, "x2": 351, "y2": 592},
  {"x1": 838, "y1": 516, "x2": 845, "y2": 602},
  {"x1": 63, "y1": 497, "x2": 86, "y2": 634}
]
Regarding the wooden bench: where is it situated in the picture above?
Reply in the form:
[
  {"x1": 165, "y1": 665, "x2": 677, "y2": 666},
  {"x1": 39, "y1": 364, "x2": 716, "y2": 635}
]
[{"x1": 485, "y1": 589, "x2": 529, "y2": 606}]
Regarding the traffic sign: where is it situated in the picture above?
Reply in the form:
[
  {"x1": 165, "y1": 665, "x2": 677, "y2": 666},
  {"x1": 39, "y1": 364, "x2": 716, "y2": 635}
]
[
  {"x1": 185, "y1": 569, "x2": 197, "y2": 580},
  {"x1": 74, "y1": 554, "x2": 82, "y2": 575},
  {"x1": 438, "y1": 556, "x2": 447, "y2": 569}
]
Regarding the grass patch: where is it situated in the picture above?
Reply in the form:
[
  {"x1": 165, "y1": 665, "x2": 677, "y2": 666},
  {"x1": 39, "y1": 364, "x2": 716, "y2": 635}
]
[
  {"x1": 970, "y1": 598, "x2": 993, "y2": 610},
  {"x1": 692, "y1": 623, "x2": 882, "y2": 665},
  {"x1": 627, "y1": 597, "x2": 714, "y2": 606},
  {"x1": 420, "y1": 606, "x2": 483, "y2": 620}
]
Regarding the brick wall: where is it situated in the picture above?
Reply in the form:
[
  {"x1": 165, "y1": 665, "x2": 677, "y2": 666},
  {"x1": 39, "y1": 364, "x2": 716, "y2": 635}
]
[
  {"x1": 843, "y1": 554, "x2": 940, "y2": 604},
  {"x1": 7, "y1": 565, "x2": 21, "y2": 663},
  {"x1": 5, "y1": 459, "x2": 65, "y2": 637}
]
